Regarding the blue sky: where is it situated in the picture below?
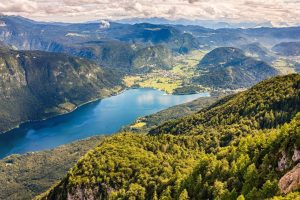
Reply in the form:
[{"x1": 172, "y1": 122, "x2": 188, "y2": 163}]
[{"x1": 0, "y1": 0, "x2": 299, "y2": 26}]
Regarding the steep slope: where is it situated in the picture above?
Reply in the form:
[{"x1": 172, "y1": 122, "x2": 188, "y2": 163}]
[
  {"x1": 272, "y1": 42, "x2": 300, "y2": 56},
  {"x1": 193, "y1": 47, "x2": 278, "y2": 89},
  {"x1": 53, "y1": 41, "x2": 173, "y2": 72},
  {"x1": 0, "y1": 95, "x2": 222, "y2": 200},
  {"x1": 0, "y1": 48, "x2": 122, "y2": 133},
  {"x1": 0, "y1": 136, "x2": 105, "y2": 200},
  {"x1": 241, "y1": 42, "x2": 275, "y2": 62},
  {"x1": 37, "y1": 134, "x2": 205, "y2": 200},
  {"x1": 132, "y1": 45, "x2": 173, "y2": 72},
  {"x1": 181, "y1": 113, "x2": 300, "y2": 200},
  {"x1": 37, "y1": 74, "x2": 300, "y2": 200},
  {"x1": 151, "y1": 74, "x2": 300, "y2": 137}
]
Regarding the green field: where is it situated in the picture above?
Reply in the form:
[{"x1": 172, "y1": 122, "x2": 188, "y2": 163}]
[{"x1": 123, "y1": 50, "x2": 209, "y2": 94}]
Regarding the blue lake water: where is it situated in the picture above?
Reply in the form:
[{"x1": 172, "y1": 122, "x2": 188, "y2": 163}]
[{"x1": 0, "y1": 88, "x2": 209, "y2": 159}]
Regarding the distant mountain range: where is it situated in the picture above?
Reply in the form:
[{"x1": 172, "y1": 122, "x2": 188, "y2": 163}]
[
  {"x1": 1, "y1": 15, "x2": 300, "y2": 57},
  {"x1": 115, "y1": 17, "x2": 275, "y2": 29}
]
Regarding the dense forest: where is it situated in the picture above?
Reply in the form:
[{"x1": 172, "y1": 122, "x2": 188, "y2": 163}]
[
  {"x1": 151, "y1": 74, "x2": 300, "y2": 141},
  {"x1": 37, "y1": 74, "x2": 300, "y2": 200}
]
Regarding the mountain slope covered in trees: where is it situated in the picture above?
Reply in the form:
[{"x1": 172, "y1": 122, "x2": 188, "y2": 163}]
[
  {"x1": 0, "y1": 48, "x2": 122, "y2": 133},
  {"x1": 0, "y1": 136, "x2": 105, "y2": 200},
  {"x1": 272, "y1": 42, "x2": 300, "y2": 56},
  {"x1": 37, "y1": 74, "x2": 300, "y2": 200},
  {"x1": 154, "y1": 74, "x2": 299, "y2": 136},
  {"x1": 0, "y1": 94, "x2": 222, "y2": 200},
  {"x1": 182, "y1": 113, "x2": 300, "y2": 199},
  {"x1": 193, "y1": 47, "x2": 278, "y2": 89}
]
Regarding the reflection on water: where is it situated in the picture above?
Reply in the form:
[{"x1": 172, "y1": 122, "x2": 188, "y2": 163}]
[{"x1": 0, "y1": 88, "x2": 209, "y2": 159}]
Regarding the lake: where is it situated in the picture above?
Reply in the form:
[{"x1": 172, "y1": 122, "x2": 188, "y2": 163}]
[{"x1": 0, "y1": 88, "x2": 209, "y2": 159}]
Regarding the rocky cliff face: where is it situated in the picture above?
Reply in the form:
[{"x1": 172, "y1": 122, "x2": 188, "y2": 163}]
[
  {"x1": 278, "y1": 148, "x2": 300, "y2": 194},
  {"x1": 279, "y1": 163, "x2": 300, "y2": 194},
  {"x1": 0, "y1": 48, "x2": 122, "y2": 133}
]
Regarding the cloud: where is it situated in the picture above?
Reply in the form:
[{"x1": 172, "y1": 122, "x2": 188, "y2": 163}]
[
  {"x1": 0, "y1": 0, "x2": 38, "y2": 13},
  {"x1": 0, "y1": 0, "x2": 298, "y2": 26},
  {"x1": 99, "y1": 20, "x2": 110, "y2": 28}
]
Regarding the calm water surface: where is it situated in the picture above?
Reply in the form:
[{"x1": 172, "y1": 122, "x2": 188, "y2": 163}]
[{"x1": 0, "y1": 88, "x2": 209, "y2": 158}]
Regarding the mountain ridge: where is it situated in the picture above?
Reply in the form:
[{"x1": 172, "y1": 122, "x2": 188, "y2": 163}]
[{"x1": 193, "y1": 47, "x2": 279, "y2": 89}]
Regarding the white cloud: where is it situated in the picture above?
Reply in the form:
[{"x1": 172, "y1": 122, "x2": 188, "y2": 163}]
[
  {"x1": 99, "y1": 20, "x2": 110, "y2": 28},
  {"x1": 0, "y1": 0, "x2": 299, "y2": 26}
]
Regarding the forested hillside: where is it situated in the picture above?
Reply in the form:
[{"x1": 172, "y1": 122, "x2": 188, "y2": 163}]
[
  {"x1": 272, "y1": 42, "x2": 300, "y2": 56},
  {"x1": 37, "y1": 74, "x2": 300, "y2": 200},
  {"x1": 0, "y1": 136, "x2": 105, "y2": 200},
  {"x1": 194, "y1": 47, "x2": 278, "y2": 89},
  {"x1": 182, "y1": 113, "x2": 300, "y2": 199},
  {"x1": 0, "y1": 92, "x2": 223, "y2": 200},
  {"x1": 0, "y1": 48, "x2": 122, "y2": 133},
  {"x1": 152, "y1": 74, "x2": 299, "y2": 136}
]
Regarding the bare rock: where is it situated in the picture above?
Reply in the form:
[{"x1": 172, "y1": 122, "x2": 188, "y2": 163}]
[
  {"x1": 292, "y1": 149, "x2": 300, "y2": 162},
  {"x1": 278, "y1": 152, "x2": 288, "y2": 172},
  {"x1": 279, "y1": 163, "x2": 300, "y2": 194}
]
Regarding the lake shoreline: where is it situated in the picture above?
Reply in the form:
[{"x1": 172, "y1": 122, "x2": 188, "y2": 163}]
[
  {"x1": 0, "y1": 86, "x2": 126, "y2": 136},
  {"x1": 0, "y1": 88, "x2": 208, "y2": 159},
  {"x1": 1, "y1": 85, "x2": 210, "y2": 135}
]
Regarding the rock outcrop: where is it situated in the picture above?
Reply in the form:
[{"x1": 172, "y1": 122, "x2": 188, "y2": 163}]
[
  {"x1": 292, "y1": 148, "x2": 300, "y2": 162},
  {"x1": 279, "y1": 163, "x2": 300, "y2": 194}
]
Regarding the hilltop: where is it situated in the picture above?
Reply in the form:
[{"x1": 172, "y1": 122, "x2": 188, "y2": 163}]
[
  {"x1": 193, "y1": 47, "x2": 279, "y2": 89},
  {"x1": 272, "y1": 42, "x2": 300, "y2": 56}
]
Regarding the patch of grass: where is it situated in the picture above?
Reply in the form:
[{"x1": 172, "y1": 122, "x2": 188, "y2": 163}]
[
  {"x1": 123, "y1": 76, "x2": 142, "y2": 87},
  {"x1": 138, "y1": 77, "x2": 182, "y2": 94},
  {"x1": 172, "y1": 50, "x2": 208, "y2": 77},
  {"x1": 122, "y1": 50, "x2": 209, "y2": 94},
  {"x1": 130, "y1": 122, "x2": 147, "y2": 129}
]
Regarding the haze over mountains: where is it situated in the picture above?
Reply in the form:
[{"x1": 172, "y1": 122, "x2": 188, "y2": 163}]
[
  {"x1": 115, "y1": 17, "x2": 276, "y2": 29},
  {"x1": 1, "y1": 15, "x2": 300, "y2": 55}
]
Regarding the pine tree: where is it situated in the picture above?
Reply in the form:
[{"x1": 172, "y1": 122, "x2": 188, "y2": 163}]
[{"x1": 179, "y1": 189, "x2": 189, "y2": 200}]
